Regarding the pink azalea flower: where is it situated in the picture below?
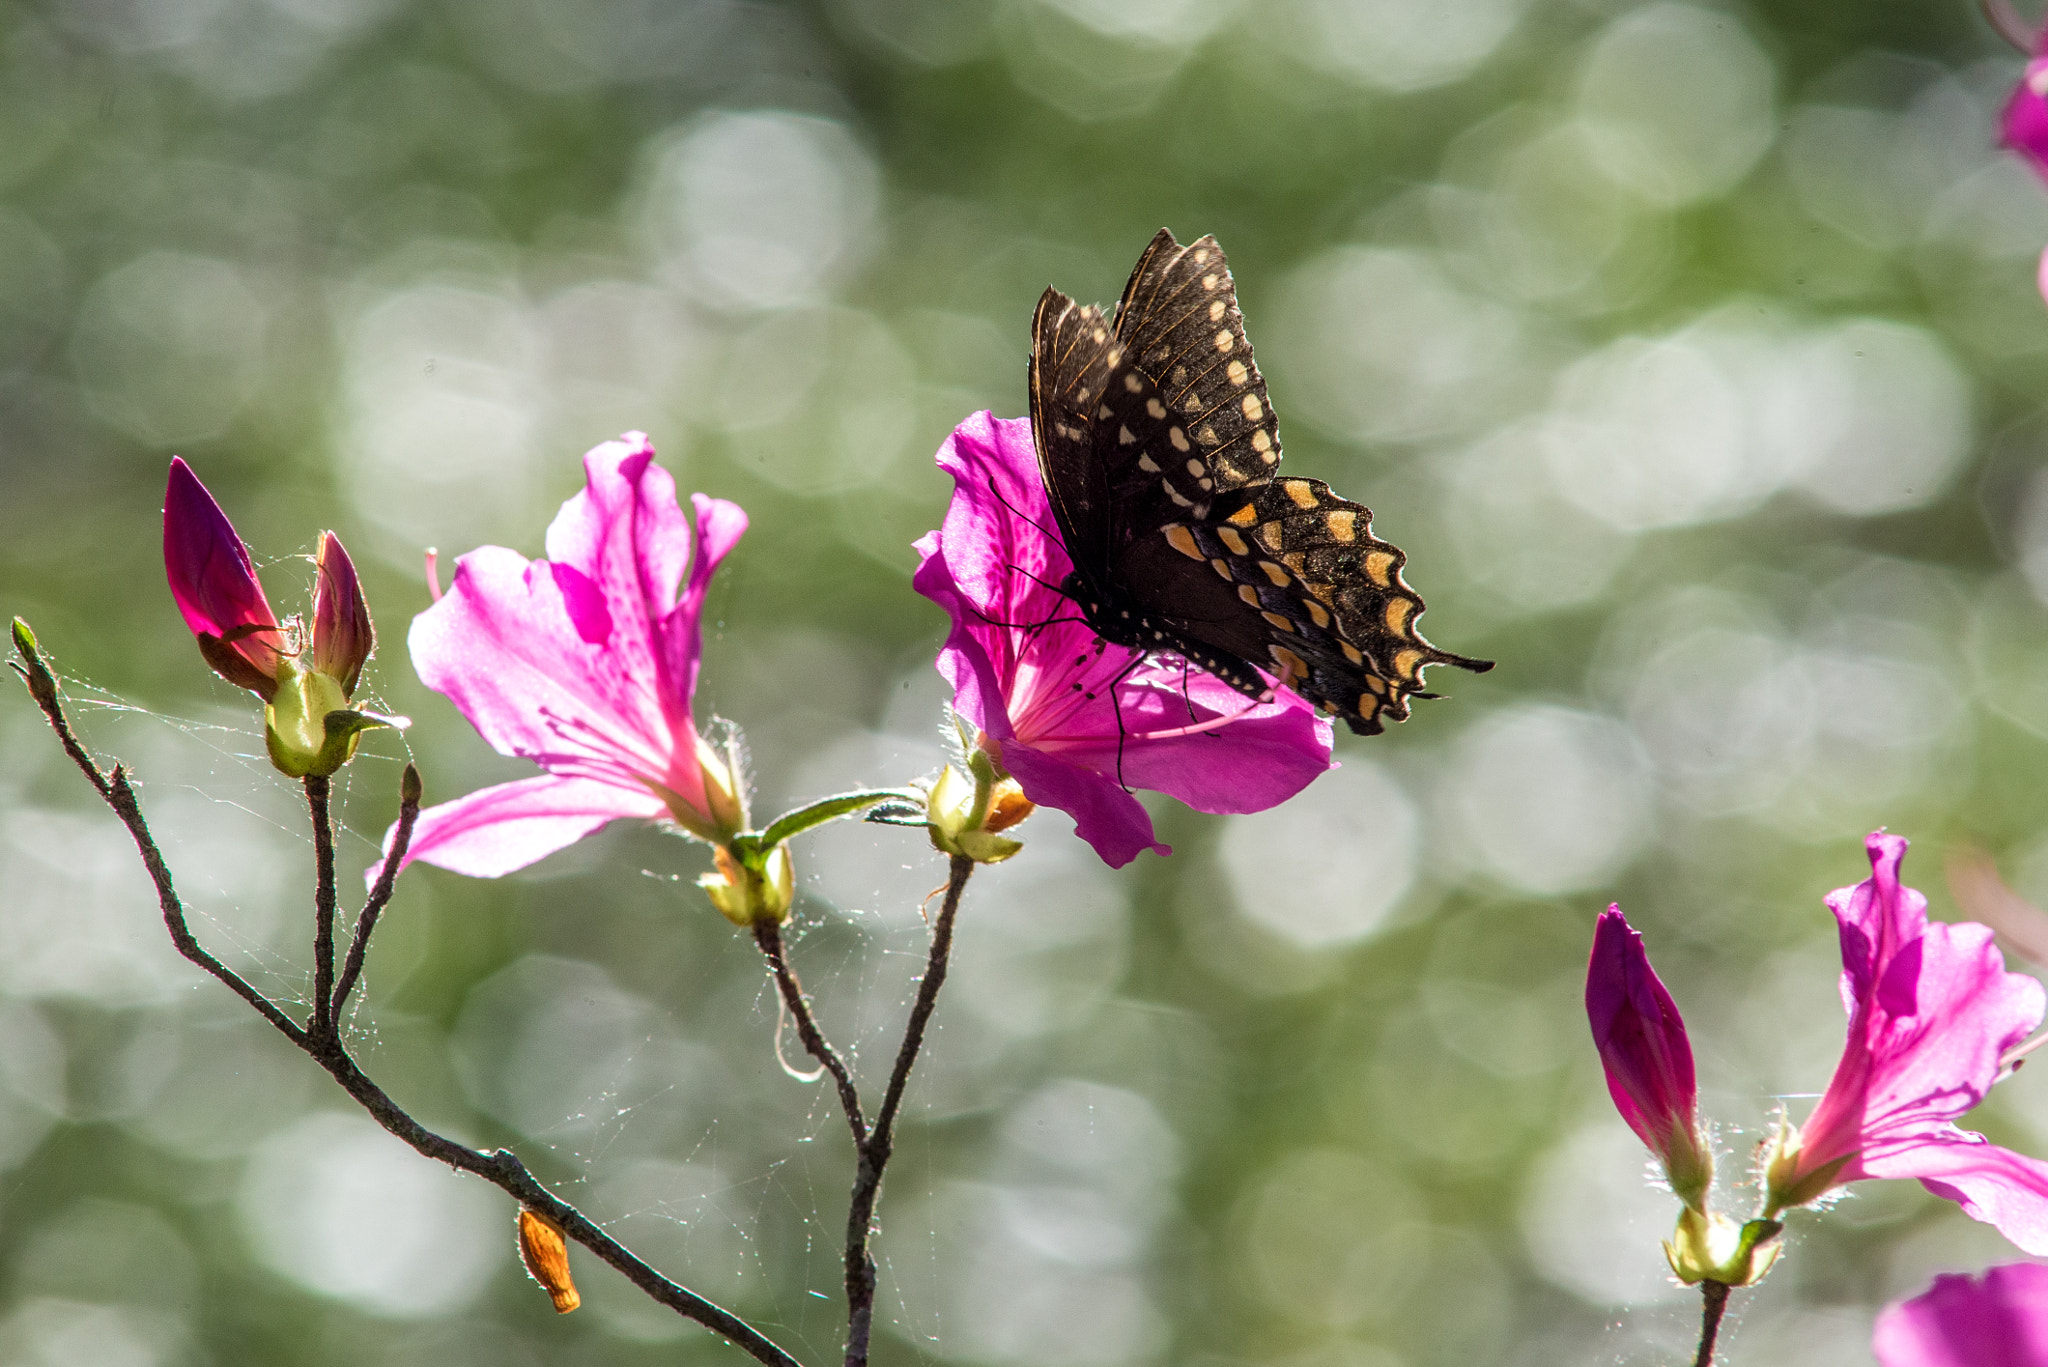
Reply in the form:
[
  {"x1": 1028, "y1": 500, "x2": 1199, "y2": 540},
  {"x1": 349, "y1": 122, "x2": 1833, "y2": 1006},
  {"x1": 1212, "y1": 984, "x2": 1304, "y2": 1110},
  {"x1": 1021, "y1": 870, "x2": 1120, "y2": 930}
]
[
  {"x1": 1764, "y1": 833, "x2": 2048, "y2": 1254},
  {"x1": 911, "y1": 411, "x2": 1333, "y2": 868},
  {"x1": 378, "y1": 433, "x2": 746, "y2": 882},
  {"x1": 1874, "y1": 1263, "x2": 2048, "y2": 1367},
  {"x1": 2001, "y1": 35, "x2": 2048, "y2": 306},
  {"x1": 1587, "y1": 906, "x2": 1711, "y2": 1210}
]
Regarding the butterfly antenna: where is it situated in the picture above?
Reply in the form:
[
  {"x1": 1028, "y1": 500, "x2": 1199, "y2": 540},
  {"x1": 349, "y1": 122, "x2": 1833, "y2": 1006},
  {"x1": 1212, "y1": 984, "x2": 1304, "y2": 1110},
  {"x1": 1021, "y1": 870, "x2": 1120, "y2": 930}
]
[{"x1": 985, "y1": 475, "x2": 1064, "y2": 546}]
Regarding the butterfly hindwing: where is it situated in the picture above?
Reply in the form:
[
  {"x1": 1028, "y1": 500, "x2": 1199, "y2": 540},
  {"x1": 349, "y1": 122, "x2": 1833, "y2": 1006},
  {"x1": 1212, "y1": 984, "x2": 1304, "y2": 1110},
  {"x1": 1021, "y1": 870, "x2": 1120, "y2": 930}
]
[{"x1": 1028, "y1": 230, "x2": 1491, "y2": 736}]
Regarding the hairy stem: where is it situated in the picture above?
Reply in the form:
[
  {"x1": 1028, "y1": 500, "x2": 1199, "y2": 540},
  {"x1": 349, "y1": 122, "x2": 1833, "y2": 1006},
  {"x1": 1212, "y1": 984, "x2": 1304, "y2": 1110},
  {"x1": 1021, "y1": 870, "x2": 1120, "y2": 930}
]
[
  {"x1": 307, "y1": 775, "x2": 338, "y2": 1037},
  {"x1": 1694, "y1": 1281, "x2": 1731, "y2": 1367},
  {"x1": 843, "y1": 853, "x2": 974, "y2": 1367},
  {"x1": 16, "y1": 643, "x2": 805, "y2": 1367},
  {"x1": 754, "y1": 920, "x2": 869, "y2": 1148}
]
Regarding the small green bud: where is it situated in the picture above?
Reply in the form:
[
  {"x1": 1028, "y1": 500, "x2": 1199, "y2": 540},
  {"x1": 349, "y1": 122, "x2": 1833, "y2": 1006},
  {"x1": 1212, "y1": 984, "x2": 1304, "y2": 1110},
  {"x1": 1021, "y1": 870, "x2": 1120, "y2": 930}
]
[{"x1": 1662, "y1": 1208, "x2": 1783, "y2": 1288}]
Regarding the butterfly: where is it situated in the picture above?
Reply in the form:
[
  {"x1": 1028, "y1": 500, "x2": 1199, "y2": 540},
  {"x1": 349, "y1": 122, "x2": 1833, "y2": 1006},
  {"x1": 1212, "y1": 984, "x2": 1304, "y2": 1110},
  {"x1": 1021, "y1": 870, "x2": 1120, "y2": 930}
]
[{"x1": 1029, "y1": 229, "x2": 1491, "y2": 736}]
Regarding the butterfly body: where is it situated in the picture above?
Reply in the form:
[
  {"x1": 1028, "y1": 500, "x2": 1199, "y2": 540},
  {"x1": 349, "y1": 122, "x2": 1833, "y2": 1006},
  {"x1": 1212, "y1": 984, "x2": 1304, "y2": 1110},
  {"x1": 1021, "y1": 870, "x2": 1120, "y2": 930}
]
[{"x1": 1029, "y1": 229, "x2": 1490, "y2": 736}]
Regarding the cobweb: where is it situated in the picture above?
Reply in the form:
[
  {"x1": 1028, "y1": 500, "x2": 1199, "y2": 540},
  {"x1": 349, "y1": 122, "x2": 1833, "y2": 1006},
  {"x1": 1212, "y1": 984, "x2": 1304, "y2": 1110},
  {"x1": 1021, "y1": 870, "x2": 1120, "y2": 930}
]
[{"x1": 5, "y1": 643, "x2": 1173, "y2": 1367}]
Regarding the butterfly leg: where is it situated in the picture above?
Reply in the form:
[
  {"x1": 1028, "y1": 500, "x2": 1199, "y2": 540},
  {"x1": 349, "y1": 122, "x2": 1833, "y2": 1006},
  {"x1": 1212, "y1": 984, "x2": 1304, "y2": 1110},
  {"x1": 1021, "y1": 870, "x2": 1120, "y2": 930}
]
[{"x1": 1104, "y1": 647, "x2": 1149, "y2": 791}]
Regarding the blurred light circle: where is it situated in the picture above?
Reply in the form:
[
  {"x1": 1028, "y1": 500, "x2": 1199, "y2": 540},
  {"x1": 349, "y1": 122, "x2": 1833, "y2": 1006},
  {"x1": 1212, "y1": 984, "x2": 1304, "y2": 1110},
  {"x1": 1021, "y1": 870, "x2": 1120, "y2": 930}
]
[
  {"x1": 1541, "y1": 317, "x2": 1774, "y2": 532},
  {"x1": 1238, "y1": 1147, "x2": 1428, "y2": 1327},
  {"x1": 1279, "y1": 0, "x2": 1530, "y2": 93},
  {"x1": 1784, "y1": 319, "x2": 1972, "y2": 516},
  {"x1": 1520, "y1": 1119, "x2": 1691, "y2": 1306},
  {"x1": 1272, "y1": 246, "x2": 1523, "y2": 443},
  {"x1": 640, "y1": 111, "x2": 879, "y2": 312},
  {"x1": 1574, "y1": 3, "x2": 1775, "y2": 207},
  {"x1": 1626, "y1": 626, "x2": 1814, "y2": 816},
  {"x1": 69, "y1": 251, "x2": 268, "y2": 445},
  {"x1": 1031, "y1": 0, "x2": 1233, "y2": 46},
  {"x1": 1219, "y1": 761, "x2": 1418, "y2": 949},
  {"x1": 0, "y1": 1300, "x2": 176, "y2": 1367},
  {"x1": 1446, "y1": 420, "x2": 1637, "y2": 610},
  {"x1": 337, "y1": 280, "x2": 545, "y2": 563},
  {"x1": 1445, "y1": 705, "x2": 1651, "y2": 895},
  {"x1": 237, "y1": 1111, "x2": 502, "y2": 1318}
]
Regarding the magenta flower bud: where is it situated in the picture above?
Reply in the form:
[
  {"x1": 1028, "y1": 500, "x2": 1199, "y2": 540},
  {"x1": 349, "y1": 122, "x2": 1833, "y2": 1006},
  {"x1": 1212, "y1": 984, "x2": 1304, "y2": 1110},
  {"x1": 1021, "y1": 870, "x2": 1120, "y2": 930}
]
[
  {"x1": 311, "y1": 531, "x2": 373, "y2": 698},
  {"x1": 163, "y1": 457, "x2": 284, "y2": 700},
  {"x1": 1874, "y1": 1263, "x2": 2048, "y2": 1367},
  {"x1": 1587, "y1": 905, "x2": 1712, "y2": 1210}
]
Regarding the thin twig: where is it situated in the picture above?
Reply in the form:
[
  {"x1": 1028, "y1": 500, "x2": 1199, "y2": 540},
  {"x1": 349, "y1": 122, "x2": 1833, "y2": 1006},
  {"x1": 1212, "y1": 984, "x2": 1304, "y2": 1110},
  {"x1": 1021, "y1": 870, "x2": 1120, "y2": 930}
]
[
  {"x1": 1694, "y1": 1281, "x2": 1731, "y2": 1367},
  {"x1": 307, "y1": 775, "x2": 338, "y2": 1037},
  {"x1": 109, "y1": 767, "x2": 310, "y2": 1044},
  {"x1": 332, "y1": 764, "x2": 421, "y2": 1020},
  {"x1": 14, "y1": 640, "x2": 806, "y2": 1367},
  {"x1": 305, "y1": 1041, "x2": 801, "y2": 1367},
  {"x1": 843, "y1": 853, "x2": 974, "y2": 1367},
  {"x1": 754, "y1": 920, "x2": 869, "y2": 1148}
]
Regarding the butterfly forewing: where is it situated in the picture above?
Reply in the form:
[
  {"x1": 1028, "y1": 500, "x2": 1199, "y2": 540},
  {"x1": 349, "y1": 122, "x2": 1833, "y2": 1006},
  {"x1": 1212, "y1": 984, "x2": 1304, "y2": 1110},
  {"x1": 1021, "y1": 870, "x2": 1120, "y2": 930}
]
[
  {"x1": 1028, "y1": 229, "x2": 1491, "y2": 736},
  {"x1": 1029, "y1": 290, "x2": 1125, "y2": 570}
]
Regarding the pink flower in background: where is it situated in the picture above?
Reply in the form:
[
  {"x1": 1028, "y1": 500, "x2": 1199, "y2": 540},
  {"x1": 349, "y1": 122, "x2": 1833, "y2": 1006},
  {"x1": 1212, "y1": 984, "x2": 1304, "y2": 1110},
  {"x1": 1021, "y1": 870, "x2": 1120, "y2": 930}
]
[
  {"x1": 1765, "y1": 833, "x2": 2048, "y2": 1254},
  {"x1": 163, "y1": 457, "x2": 287, "y2": 699},
  {"x1": 1874, "y1": 1263, "x2": 2048, "y2": 1367},
  {"x1": 912, "y1": 411, "x2": 1333, "y2": 868},
  {"x1": 1587, "y1": 906, "x2": 1711, "y2": 1209},
  {"x1": 378, "y1": 433, "x2": 745, "y2": 882},
  {"x1": 2000, "y1": 34, "x2": 2048, "y2": 304}
]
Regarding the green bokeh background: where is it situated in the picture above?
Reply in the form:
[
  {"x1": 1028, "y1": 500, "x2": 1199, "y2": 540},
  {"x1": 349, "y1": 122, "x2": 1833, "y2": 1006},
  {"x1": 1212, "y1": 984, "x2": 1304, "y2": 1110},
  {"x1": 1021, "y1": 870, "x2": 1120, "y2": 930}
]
[{"x1": 5, "y1": 0, "x2": 2048, "y2": 1363}]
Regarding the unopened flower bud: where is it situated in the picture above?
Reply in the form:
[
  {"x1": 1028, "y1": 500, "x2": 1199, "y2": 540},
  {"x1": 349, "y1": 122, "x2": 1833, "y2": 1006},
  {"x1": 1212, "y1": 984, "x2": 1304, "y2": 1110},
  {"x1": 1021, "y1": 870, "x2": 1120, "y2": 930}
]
[
  {"x1": 1586, "y1": 907, "x2": 1712, "y2": 1210},
  {"x1": 927, "y1": 754, "x2": 1029, "y2": 864},
  {"x1": 700, "y1": 841, "x2": 794, "y2": 927},
  {"x1": 1663, "y1": 1207, "x2": 1783, "y2": 1288}
]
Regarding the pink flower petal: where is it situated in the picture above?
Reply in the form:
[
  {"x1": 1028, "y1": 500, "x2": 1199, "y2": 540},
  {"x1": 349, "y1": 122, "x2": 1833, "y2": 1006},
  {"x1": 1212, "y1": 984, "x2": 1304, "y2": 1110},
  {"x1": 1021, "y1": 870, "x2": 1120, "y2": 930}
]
[
  {"x1": 376, "y1": 774, "x2": 667, "y2": 882},
  {"x1": 1875, "y1": 1263, "x2": 2048, "y2": 1367}
]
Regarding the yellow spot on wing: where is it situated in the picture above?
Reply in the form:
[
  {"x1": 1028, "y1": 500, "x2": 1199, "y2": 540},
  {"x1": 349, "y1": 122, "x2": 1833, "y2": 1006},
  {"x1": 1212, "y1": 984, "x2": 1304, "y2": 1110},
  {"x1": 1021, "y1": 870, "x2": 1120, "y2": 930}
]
[
  {"x1": 1364, "y1": 550, "x2": 1395, "y2": 586},
  {"x1": 1242, "y1": 394, "x2": 1263, "y2": 421},
  {"x1": 1326, "y1": 510, "x2": 1356, "y2": 542},
  {"x1": 1238, "y1": 584, "x2": 1261, "y2": 606},
  {"x1": 1227, "y1": 360, "x2": 1247, "y2": 385},
  {"x1": 1384, "y1": 598, "x2": 1413, "y2": 635},
  {"x1": 1171, "y1": 427, "x2": 1190, "y2": 452},
  {"x1": 1164, "y1": 524, "x2": 1202, "y2": 559},
  {"x1": 1226, "y1": 503, "x2": 1260, "y2": 527},
  {"x1": 1259, "y1": 561, "x2": 1289, "y2": 586},
  {"x1": 1215, "y1": 329, "x2": 1235, "y2": 352},
  {"x1": 1284, "y1": 480, "x2": 1317, "y2": 509},
  {"x1": 1262, "y1": 611, "x2": 1296, "y2": 633},
  {"x1": 1209, "y1": 299, "x2": 1227, "y2": 320},
  {"x1": 1218, "y1": 527, "x2": 1248, "y2": 555},
  {"x1": 1340, "y1": 641, "x2": 1364, "y2": 666},
  {"x1": 1147, "y1": 398, "x2": 1167, "y2": 418},
  {"x1": 1392, "y1": 648, "x2": 1424, "y2": 680}
]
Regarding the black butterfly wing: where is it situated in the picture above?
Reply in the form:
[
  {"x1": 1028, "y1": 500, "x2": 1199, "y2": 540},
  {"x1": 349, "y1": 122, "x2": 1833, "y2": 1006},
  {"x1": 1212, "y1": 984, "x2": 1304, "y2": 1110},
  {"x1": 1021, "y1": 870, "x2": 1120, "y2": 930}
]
[
  {"x1": 1032, "y1": 229, "x2": 1490, "y2": 736},
  {"x1": 1126, "y1": 477, "x2": 1492, "y2": 734},
  {"x1": 1028, "y1": 288, "x2": 1124, "y2": 579}
]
